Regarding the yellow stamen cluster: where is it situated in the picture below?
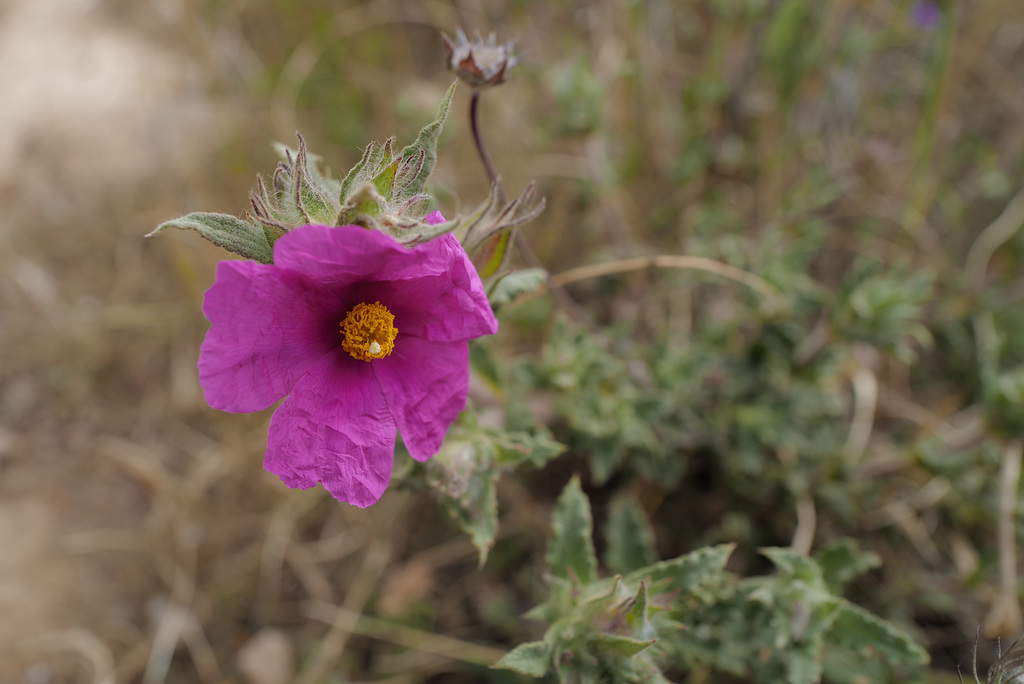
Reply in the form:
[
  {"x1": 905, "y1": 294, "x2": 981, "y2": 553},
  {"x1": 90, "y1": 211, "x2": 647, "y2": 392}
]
[{"x1": 340, "y1": 301, "x2": 398, "y2": 362}]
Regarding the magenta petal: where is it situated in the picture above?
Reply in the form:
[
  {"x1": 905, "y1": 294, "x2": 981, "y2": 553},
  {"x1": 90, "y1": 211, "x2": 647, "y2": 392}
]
[
  {"x1": 383, "y1": 235, "x2": 498, "y2": 342},
  {"x1": 265, "y1": 352, "x2": 396, "y2": 507},
  {"x1": 199, "y1": 260, "x2": 341, "y2": 412},
  {"x1": 374, "y1": 337, "x2": 469, "y2": 462},
  {"x1": 274, "y1": 225, "x2": 462, "y2": 285}
]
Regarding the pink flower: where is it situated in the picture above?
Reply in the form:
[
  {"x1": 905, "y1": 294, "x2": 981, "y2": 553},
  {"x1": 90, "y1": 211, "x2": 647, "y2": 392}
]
[{"x1": 198, "y1": 214, "x2": 498, "y2": 507}]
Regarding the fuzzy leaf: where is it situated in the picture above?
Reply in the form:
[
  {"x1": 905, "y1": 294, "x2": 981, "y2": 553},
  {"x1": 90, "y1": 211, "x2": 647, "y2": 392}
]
[
  {"x1": 372, "y1": 155, "x2": 401, "y2": 199},
  {"x1": 463, "y1": 181, "x2": 546, "y2": 278},
  {"x1": 271, "y1": 139, "x2": 342, "y2": 201},
  {"x1": 787, "y1": 635, "x2": 825, "y2": 684},
  {"x1": 493, "y1": 430, "x2": 565, "y2": 468},
  {"x1": 624, "y1": 544, "x2": 733, "y2": 600},
  {"x1": 341, "y1": 183, "x2": 388, "y2": 227},
  {"x1": 762, "y1": 547, "x2": 825, "y2": 584},
  {"x1": 827, "y1": 602, "x2": 930, "y2": 667},
  {"x1": 604, "y1": 494, "x2": 658, "y2": 575},
  {"x1": 813, "y1": 538, "x2": 881, "y2": 594},
  {"x1": 626, "y1": 581, "x2": 650, "y2": 629},
  {"x1": 148, "y1": 212, "x2": 274, "y2": 263},
  {"x1": 339, "y1": 141, "x2": 377, "y2": 205},
  {"x1": 547, "y1": 476, "x2": 598, "y2": 584},
  {"x1": 492, "y1": 640, "x2": 551, "y2": 677},
  {"x1": 489, "y1": 268, "x2": 548, "y2": 307},
  {"x1": 395, "y1": 215, "x2": 462, "y2": 246},
  {"x1": 424, "y1": 437, "x2": 499, "y2": 567},
  {"x1": 587, "y1": 633, "x2": 657, "y2": 658},
  {"x1": 397, "y1": 80, "x2": 457, "y2": 198}
]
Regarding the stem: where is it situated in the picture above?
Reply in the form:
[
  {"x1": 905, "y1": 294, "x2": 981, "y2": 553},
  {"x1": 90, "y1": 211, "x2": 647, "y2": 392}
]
[
  {"x1": 303, "y1": 599, "x2": 508, "y2": 666},
  {"x1": 509, "y1": 255, "x2": 788, "y2": 311},
  {"x1": 989, "y1": 440, "x2": 1024, "y2": 636},
  {"x1": 470, "y1": 91, "x2": 506, "y2": 204},
  {"x1": 469, "y1": 88, "x2": 594, "y2": 328}
]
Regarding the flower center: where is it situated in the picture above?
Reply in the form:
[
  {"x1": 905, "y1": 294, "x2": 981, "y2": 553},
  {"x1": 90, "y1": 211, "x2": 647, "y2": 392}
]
[{"x1": 340, "y1": 301, "x2": 398, "y2": 362}]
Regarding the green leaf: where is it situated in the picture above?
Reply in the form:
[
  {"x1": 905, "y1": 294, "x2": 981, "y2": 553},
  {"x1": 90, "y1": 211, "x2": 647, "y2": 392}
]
[
  {"x1": 813, "y1": 538, "x2": 881, "y2": 594},
  {"x1": 425, "y1": 437, "x2": 499, "y2": 568},
  {"x1": 624, "y1": 544, "x2": 733, "y2": 600},
  {"x1": 339, "y1": 141, "x2": 378, "y2": 205},
  {"x1": 761, "y1": 547, "x2": 825, "y2": 584},
  {"x1": 148, "y1": 212, "x2": 274, "y2": 263},
  {"x1": 469, "y1": 339, "x2": 501, "y2": 388},
  {"x1": 341, "y1": 183, "x2": 388, "y2": 227},
  {"x1": 397, "y1": 80, "x2": 457, "y2": 198},
  {"x1": 626, "y1": 581, "x2": 649, "y2": 628},
  {"x1": 787, "y1": 635, "x2": 824, "y2": 684},
  {"x1": 547, "y1": 476, "x2": 598, "y2": 584},
  {"x1": 372, "y1": 155, "x2": 401, "y2": 199},
  {"x1": 827, "y1": 602, "x2": 929, "y2": 667},
  {"x1": 292, "y1": 135, "x2": 339, "y2": 224},
  {"x1": 587, "y1": 633, "x2": 657, "y2": 658},
  {"x1": 492, "y1": 640, "x2": 551, "y2": 677},
  {"x1": 479, "y1": 231, "x2": 512, "y2": 279},
  {"x1": 604, "y1": 494, "x2": 658, "y2": 575},
  {"x1": 489, "y1": 268, "x2": 548, "y2": 308},
  {"x1": 493, "y1": 430, "x2": 565, "y2": 468}
]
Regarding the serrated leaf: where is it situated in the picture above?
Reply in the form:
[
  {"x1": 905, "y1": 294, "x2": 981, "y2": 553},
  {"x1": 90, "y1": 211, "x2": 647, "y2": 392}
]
[
  {"x1": 397, "y1": 80, "x2": 457, "y2": 198},
  {"x1": 492, "y1": 640, "x2": 551, "y2": 677},
  {"x1": 827, "y1": 602, "x2": 929, "y2": 667},
  {"x1": 813, "y1": 538, "x2": 881, "y2": 593},
  {"x1": 547, "y1": 476, "x2": 598, "y2": 584},
  {"x1": 148, "y1": 212, "x2": 274, "y2": 263},
  {"x1": 587, "y1": 633, "x2": 657, "y2": 658},
  {"x1": 604, "y1": 494, "x2": 658, "y2": 575},
  {"x1": 624, "y1": 544, "x2": 733, "y2": 600},
  {"x1": 490, "y1": 268, "x2": 548, "y2": 307}
]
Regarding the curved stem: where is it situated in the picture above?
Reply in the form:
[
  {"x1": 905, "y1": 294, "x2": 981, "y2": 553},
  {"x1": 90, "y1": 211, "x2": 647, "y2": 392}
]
[
  {"x1": 469, "y1": 91, "x2": 505, "y2": 204},
  {"x1": 511, "y1": 255, "x2": 788, "y2": 311},
  {"x1": 469, "y1": 89, "x2": 594, "y2": 328}
]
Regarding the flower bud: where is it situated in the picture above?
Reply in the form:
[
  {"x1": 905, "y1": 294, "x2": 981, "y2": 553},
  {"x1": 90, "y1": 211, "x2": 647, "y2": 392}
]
[{"x1": 443, "y1": 28, "x2": 519, "y2": 88}]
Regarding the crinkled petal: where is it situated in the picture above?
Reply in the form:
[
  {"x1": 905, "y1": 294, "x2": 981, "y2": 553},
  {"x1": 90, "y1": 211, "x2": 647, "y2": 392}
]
[
  {"x1": 265, "y1": 352, "x2": 396, "y2": 507},
  {"x1": 374, "y1": 337, "x2": 469, "y2": 462},
  {"x1": 274, "y1": 224, "x2": 461, "y2": 285},
  {"x1": 379, "y1": 238, "x2": 498, "y2": 342},
  {"x1": 199, "y1": 260, "x2": 343, "y2": 412}
]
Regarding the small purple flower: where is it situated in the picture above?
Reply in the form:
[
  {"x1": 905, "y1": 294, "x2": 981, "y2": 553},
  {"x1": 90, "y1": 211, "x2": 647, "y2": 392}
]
[
  {"x1": 910, "y1": 1, "x2": 941, "y2": 30},
  {"x1": 198, "y1": 214, "x2": 498, "y2": 507}
]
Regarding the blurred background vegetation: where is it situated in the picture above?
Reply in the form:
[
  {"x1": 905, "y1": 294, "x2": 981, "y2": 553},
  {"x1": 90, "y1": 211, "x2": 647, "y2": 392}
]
[{"x1": 2, "y1": 0, "x2": 1024, "y2": 681}]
